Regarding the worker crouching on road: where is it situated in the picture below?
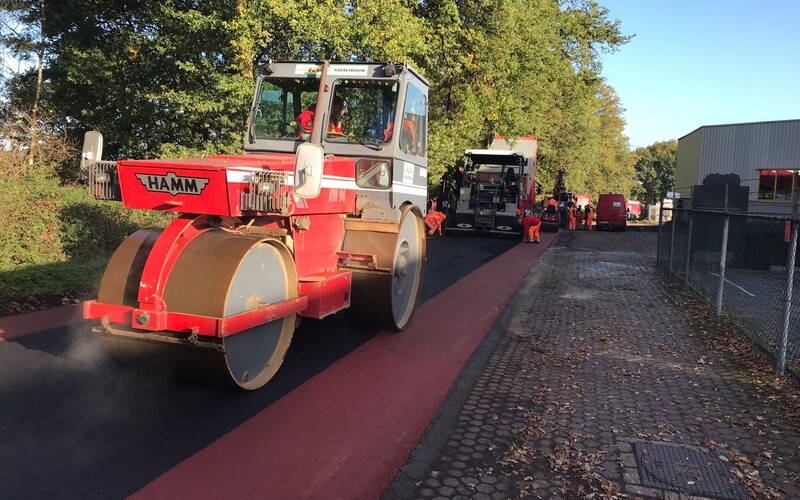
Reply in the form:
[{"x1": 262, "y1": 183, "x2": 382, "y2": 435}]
[
  {"x1": 425, "y1": 196, "x2": 446, "y2": 236},
  {"x1": 522, "y1": 210, "x2": 541, "y2": 243}
]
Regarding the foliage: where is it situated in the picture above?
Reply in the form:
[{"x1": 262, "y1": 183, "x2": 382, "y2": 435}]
[
  {"x1": 1, "y1": 0, "x2": 633, "y2": 190},
  {"x1": 0, "y1": 0, "x2": 648, "y2": 308},
  {"x1": 633, "y1": 139, "x2": 678, "y2": 204},
  {"x1": 0, "y1": 171, "x2": 173, "y2": 272},
  {"x1": 0, "y1": 106, "x2": 75, "y2": 179},
  {"x1": 0, "y1": 258, "x2": 108, "y2": 316}
]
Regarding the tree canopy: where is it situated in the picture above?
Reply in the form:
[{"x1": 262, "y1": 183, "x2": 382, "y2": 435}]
[
  {"x1": 633, "y1": 139, "x2": 677, "y2": 204},
  {"x1": 1, "y1": 0, "x2": 636, "y2": 198}
]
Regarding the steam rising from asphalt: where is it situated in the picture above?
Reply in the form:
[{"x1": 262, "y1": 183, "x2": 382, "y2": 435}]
[{"x1": 65, "y1": 323, "x2": 109, "y2": 366}]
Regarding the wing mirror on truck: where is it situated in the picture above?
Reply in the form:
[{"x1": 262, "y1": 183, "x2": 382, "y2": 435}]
[
  {"x1": 81, "y1": 131, "x2": 104, "y2": 171},
  {"x1": 293, "y1": 142, "x2": 324, "y2": 198}
]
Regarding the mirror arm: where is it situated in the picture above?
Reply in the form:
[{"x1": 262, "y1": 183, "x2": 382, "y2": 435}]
[{"x1": 309, "y1": 61, "x2": 330, "y2": 145}]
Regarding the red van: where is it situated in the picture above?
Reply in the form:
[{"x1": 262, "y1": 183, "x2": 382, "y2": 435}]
[{"x1": 596, "y1": 193, "x2": 627, "y2": 231}]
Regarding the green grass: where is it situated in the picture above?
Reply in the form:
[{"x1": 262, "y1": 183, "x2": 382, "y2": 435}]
[
  {"x1": 0, "y1": 258, "x2": 109, "y2": 315},
  {"x1": 0, "y1": 170, "x2": 173, "y2": 316}
]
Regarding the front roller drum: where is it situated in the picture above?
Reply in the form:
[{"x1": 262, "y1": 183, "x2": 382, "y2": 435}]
[
  {"x1": 346, "y1": 206, "x2": 426, "y2": 331},
  {"x1": 97, "y1": 230, "x2": 298, "y2": 390}
]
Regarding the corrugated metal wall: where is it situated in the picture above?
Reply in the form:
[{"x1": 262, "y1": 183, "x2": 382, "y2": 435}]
[{"x1": 682, "y1": 120, "x2": 800, "y2": 213}]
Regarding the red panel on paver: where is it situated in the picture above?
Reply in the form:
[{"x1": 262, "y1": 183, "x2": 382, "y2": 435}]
[{"x1": 128, "y1": 234, "x2": 555, "y2": 499}]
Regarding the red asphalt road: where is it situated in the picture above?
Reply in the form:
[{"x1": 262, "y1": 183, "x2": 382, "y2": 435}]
[
  {"x1": 133, "y1": 233, "x2": 556, "y2": 500},
  {"x1": 0, "y1": 233, "x2": 556, "y2": 499},
  {"x1": 0, "y1": 304, "x2": 83, "y2": 342}
]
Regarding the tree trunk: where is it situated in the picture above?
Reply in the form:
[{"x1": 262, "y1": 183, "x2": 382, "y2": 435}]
[{"x1": 28, "y1": 0, "x2": 45, "y2": 166}]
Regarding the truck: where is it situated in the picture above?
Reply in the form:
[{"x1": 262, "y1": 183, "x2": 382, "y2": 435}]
[
  {"x1": 445, "y1": 136, "x2": 538, "y2": 237},
  {"x1": 626, "y1": 200, "x2": 642, "y2": 220},
  {"x1": 596, "y1": 193, "x2": 627, "y2": 231},
  {"x1": 80, "y1": 59, "x2": 429, "y2": 390}
]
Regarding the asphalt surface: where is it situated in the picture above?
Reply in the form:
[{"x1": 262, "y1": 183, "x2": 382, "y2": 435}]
[
  {"x1": 5, "y1": 229, "x2": 800, "y2": 499},
  {"x1": 384, "y1": 229, "x2": 800, "y2": 499},
  {"x1": 0, "y1": 235, "x2": 519, "y2": 499}
]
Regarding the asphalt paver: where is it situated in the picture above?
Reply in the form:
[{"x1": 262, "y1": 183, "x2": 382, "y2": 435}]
[{"x1": 385, "y1": 229, "x2": 800, "y2": 499}]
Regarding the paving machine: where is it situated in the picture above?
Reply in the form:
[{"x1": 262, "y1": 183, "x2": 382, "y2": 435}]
[
  {"x1": 446, "y1": 136, "x2": 538, "y2": 237},
  {"x1": 81, "y1": 60, "x2": 429, "y2": 390},
  {"x1": 540, "y1": 168, "x2": 590, "y2": 230}
]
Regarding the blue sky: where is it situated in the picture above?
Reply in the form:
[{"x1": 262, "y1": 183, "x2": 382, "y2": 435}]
[{"x1": 598, "y1": 0, "x2": 800, "y2": 148}]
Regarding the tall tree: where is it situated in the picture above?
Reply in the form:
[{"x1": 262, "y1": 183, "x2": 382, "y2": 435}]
[
  {"x1": 588, "y1": 82, "x2": 634, "y2": 196},
  {"x1": 634, "y1": 140, "x2": 677, "y2": 204},
  {"x1": 0, "y1": 0, "x2": 48, "y2": 164},
  {"x1": 1, "y1": 0, "x2": 634, "y2": 203}
]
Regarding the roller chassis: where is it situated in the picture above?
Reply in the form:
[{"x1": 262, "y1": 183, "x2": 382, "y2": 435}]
[{"x1": 81, "y1": 60, "x2": 429, "y2": 389}]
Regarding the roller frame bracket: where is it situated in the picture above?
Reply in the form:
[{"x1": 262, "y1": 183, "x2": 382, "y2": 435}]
[{"x1": 84, "y1": 296, "x2": 308, "y2": 339}]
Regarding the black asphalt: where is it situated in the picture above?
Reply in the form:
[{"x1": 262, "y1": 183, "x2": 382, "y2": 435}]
[
  {"x1": 0, "y1": 235, "x2": 516, "y2": 500},
  {"x1": 385, "y1": 230, "x2": 800, "y2": 499}
]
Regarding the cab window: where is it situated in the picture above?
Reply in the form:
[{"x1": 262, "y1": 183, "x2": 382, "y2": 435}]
[
  {"x1": 324, "y1": 80, "x2": 399, "y2": 145},
  {"x1": 254, "y1": 78, "x2": 318, "y2": 141},
  {"x1": 399, "y1": 82, "x2": 427, "y2": 156}
]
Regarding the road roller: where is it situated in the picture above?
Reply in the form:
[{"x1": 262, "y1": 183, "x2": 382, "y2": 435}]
[{"x1": 81, "y1": 60, "x2": 428, "y2": 390}]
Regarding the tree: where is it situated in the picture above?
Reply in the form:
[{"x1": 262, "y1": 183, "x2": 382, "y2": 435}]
[
  {"x1": 1, "y1": 0, "x2": 634, "y2": 202},
  {"x1": 588, "y1": 82, "x2": 634, "y2": 196},
  {"x1": 1, "y1": 0, "x2": 48, "y2": 165},
  {"x1": 633, "y1": 140, "x2": 677, "y2": 204}
]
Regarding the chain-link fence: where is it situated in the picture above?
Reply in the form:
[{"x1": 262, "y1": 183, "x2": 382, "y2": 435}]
[{"x1": 658, "y1": 200, "x2": 799, "y2": 377}]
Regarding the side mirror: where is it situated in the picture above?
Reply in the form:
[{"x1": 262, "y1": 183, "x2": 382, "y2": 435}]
[
  {"x1": 81, "y1": 131, "x2": 104, "y2": 171},
  {"x1": 293, "y1": 143, "x2": 324, "y2": 198},
  {"x1": 536, "y1": 184, "x2": 543, "y2": 195}
]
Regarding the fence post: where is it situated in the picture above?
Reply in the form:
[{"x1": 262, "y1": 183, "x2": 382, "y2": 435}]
[
  {"x1": 657, "y1": 199, "x2": 663, "y2": 268},
  {"x1": 778, "y1": 220, "x2": 798, "y2": 376},
  {"x1": 683, "y1": 210, "x2": 694, "y2": 286},
  {"x1": 715, "y1": 186, "x2": 729, "y2": 319},
  {"x1": 669, "y1": 207, "x2": 677, "y2": 277}
]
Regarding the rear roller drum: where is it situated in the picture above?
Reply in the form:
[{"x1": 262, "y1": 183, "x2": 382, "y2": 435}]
[{"x1": 347, "y1": 206, "x2": 426, "y2": 330}]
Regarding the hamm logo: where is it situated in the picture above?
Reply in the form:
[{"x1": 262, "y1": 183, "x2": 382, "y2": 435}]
[{"x1": 135, "y1": 172, "x2": 210, "y2": 196}]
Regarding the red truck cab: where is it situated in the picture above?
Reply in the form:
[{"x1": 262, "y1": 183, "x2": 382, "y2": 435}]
[{"x1": 596, "y1": 193, "x2": 627, "y2": 231}]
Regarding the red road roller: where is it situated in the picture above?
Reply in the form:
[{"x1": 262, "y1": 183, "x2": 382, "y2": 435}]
[{"x1": 81, "y1": 60, "x2": 429, "y2": 389}]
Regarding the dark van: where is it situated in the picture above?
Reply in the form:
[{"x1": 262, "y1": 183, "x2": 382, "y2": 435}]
[{"x1": 596, "y1": 193, "x2": 627, "y2": 231}]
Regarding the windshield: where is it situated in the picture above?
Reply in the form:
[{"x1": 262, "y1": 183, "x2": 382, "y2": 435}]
[
  {"x1": 253, "y1": 78, "x2": 318, "y2": 141},
  {"x1": 253, "y1": 77, "x2": 399, "y2": 144},
  {"x1": 324, "y1": 79, "x2": 398, "y2": 145}
]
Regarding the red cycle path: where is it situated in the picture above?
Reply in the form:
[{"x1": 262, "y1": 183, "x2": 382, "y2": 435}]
[
  {"x1": 0, "y1": 304, "x2": 83, "y2": 342},
  {"x1": 132, "y1": 233, "x2": 555, "y2": 500}
]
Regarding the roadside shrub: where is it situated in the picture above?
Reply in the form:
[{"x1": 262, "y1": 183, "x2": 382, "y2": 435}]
[
  {"x1": 0, "y1": 171, "x2": 173, "y2": 273},
  {"x1": 0, "y1": 107, "x2": 74, "y2": 180}
]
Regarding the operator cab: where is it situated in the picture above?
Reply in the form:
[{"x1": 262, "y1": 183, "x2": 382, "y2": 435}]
[
  {"x1": 246, "y1": 60, "x2": 427, "y2": 205},
  {"x1": 246, "y1": 60, "x2": 428, "y2": 209}
]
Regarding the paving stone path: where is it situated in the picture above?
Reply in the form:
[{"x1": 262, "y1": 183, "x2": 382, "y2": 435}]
[{"x1": 385, "y1": 230, "x2": 800, "y2": 499}]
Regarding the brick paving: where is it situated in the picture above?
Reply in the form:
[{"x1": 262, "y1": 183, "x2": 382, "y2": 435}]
[{"x1": 384, "y1": 230, "x2": 800, "y2": 499}]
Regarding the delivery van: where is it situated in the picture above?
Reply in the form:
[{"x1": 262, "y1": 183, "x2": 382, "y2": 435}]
[{"x1": 596, "y1": 193, "x2": 627, "y2": 231}]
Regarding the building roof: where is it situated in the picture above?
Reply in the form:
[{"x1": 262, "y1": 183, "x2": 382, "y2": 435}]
[{"x1": 679, "y1": 118, "x2": 800, "y2": 141}]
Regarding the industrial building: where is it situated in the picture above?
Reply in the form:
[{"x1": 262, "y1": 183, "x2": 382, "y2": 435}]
[{"x1": 675, "y1": 119, "x2": 800, "y2": 214}]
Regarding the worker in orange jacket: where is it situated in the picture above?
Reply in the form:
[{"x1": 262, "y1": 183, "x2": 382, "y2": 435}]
[
  {"x1": 568, "y1": 204, "x2": 577, "y2": 230},
  {"x1": 424, "y1": 197, "x2": 446, "y2": 236},
  {"x1": 522, "y1": 210, "x2": 541, "y2": 243}
]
